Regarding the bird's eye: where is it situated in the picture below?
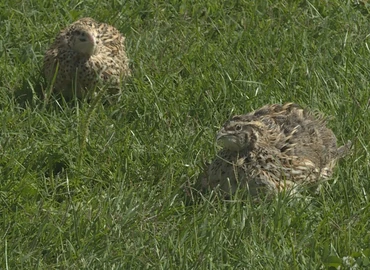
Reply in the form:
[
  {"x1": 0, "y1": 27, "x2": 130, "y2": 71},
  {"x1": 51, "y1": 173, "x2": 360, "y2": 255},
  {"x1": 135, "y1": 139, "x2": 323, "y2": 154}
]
[{"x1": 235, "y1": 124, "x2": 242, "y2": 131}]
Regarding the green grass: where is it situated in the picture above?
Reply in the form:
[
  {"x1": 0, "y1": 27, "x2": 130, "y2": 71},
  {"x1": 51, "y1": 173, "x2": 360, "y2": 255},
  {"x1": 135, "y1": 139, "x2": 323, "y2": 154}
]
[{"x1": 1, "y1": 0, "x2": 370, "y2": 268}]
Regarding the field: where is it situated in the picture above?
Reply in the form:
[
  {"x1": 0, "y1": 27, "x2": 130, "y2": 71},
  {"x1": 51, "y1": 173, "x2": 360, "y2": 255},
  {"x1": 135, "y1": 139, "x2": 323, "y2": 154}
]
[{"x1": 1, "y1": 0, "x2": 370, "y2": 269}]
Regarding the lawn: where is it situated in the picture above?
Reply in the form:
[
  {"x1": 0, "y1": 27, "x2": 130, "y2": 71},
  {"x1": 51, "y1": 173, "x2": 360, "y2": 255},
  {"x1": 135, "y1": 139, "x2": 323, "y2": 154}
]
[{"x1": 1, "y1": 0, "x2": 369, "y2": 269}]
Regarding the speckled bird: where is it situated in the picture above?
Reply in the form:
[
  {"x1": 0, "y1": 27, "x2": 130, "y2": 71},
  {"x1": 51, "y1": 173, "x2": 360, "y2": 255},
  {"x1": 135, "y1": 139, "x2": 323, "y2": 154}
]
[
  {"x1": 201, "y1": 103, "x2": 351, "y2": 197},
  {"x1": 44, "y1": 17, "x2": 131, "y2": 98}
]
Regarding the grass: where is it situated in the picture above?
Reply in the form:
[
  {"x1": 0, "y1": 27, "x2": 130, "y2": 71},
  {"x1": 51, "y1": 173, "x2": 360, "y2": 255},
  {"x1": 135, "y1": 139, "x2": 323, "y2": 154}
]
[{"x1": 1, "y1": 0, "x2": 370, "y2": 268}]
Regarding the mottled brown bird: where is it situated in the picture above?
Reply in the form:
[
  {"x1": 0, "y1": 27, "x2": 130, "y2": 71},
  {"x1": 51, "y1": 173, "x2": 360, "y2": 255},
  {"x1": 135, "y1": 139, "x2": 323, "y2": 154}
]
[
  {"x1": 201, "y1": 103, "x2": 351, "y2": 197},
  {"x1": 44, "y1": 17, "x2": 131, "y2": 98}
]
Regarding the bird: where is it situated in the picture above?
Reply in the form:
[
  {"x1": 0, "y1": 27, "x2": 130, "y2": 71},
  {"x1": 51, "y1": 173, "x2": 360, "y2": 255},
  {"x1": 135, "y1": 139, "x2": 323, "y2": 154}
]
[
  {"x1": 201, "y1": 103, "x2": 351, "y2": 198},
  {"x1": 43, "y1": 17, "x2": 131, "y2": 98}
]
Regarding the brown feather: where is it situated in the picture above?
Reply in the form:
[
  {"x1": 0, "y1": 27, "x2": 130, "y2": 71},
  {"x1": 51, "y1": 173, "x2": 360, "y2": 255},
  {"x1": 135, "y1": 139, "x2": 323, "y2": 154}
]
[
  {"x1": 201, "y1": 103, "x2": 351, "y2": 197},
  {"x1": 44, "y1": 17, "x2": 131, "y2": 98}
]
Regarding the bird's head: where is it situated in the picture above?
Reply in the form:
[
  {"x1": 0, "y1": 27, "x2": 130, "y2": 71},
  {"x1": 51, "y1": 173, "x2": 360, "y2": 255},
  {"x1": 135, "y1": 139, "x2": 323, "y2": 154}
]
[
  {"x1": 69, "y1": 26, "x2": 97, "y2": 56},
  {"x1": 216, "y1": 117, "x2": 264, "y2": 152}
]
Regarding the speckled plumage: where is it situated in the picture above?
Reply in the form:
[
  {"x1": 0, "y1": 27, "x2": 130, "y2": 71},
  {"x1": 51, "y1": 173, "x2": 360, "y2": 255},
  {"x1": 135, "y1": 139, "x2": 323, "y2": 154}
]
[
  {"x1": 44, "y1": 17, "x2": 131, "y2": 98},
  {"x1": 201, "y1": 103, "x2": 351, "y2": 197}
]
